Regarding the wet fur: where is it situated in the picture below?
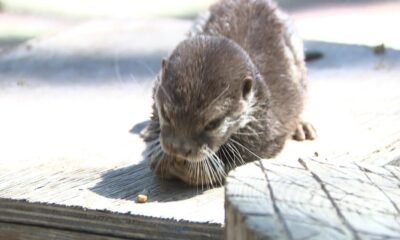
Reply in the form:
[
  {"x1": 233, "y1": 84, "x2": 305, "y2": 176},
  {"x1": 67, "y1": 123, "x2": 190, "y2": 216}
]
[{"x1": 141, "y1": 0, "x2": 314, "y2": 187}]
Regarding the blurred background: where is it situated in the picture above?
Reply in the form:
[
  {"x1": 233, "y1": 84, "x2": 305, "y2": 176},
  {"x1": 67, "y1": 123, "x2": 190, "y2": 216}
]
[{"x1": 0, "y1": 0, "x2": 399, "y2": 52}]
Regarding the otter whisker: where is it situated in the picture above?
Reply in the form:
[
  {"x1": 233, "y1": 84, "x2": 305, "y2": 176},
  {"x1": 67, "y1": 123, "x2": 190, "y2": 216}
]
[
  {"x1": 207, "y1": 147, "x2": 224, "y2": 170},
  {"x1": 146, "y1": 139, "x2": 160, "y2": 148},
  {"x1": 209, "y1": 162, "x2": 221, "y2": 186},
  {"x1": 189, "y1": 161, "x2": 195, "y2": 187},
  {"x1": 227, "y1": 141, "x2": 245, "y2": 165},
  {"x1": 222, "y1": 144, "x2": 243, "y2": 171},
  {"x1": 206, "y1": 147, "x2": 226, "y2": 186},
  {"x1": 194, "y1": 160, "x2": 201, "y2": 190},
  {"x1": 205, "y1": 152, "x2": 217, "y2": 188},
  {"x1": 199, "y1": 149, "x2": 208, "y2": 189},
  {"x1": 213, "y1": 154, "x2": 226, "y2": 180},
  {"x1": 219, "y1": 145, "x2": 233, "y2": 170},
  {"x1": 187, "y1": 161, "x2": 193, "y2": 180},
  {"x1": 232, "y1": 131, "x2": 262, "y2": 136},
  {"x1": 230, "y1": 143, "x2": 246, "y2": 169},
  {"x1": 208, "y1": 150, "x2": 222, "y2": 186},
  {"x1": 250, "y1": 117, "x2": 272, "y2": 122},
  {"x1": 147, "y1": 146, "x2": 163, "y2": 162},
  {"x1": 192, "y1": 162, "x2": 197, "y2": 184},
  {"x1": 246, "y1": 126, "x2": 262, "y2": 136},
  {"x1": 230, "y1": 138, "x2": 262, "y2": 160},
  {"x1": 200, "y1": 153, "x2": 210, "y2": 190},
  {"x1": 192, "y1": 161, "x2": 200, "y2": 188},
  {"x1": 198, "y1": 161, "x2": 204, "y2": 190},
  {"x1": 147, "y1": 138, "x2": 161, "y2": 146},
  {"x1": 200, "y1": 161, "x2": 205, "y2": 190},
  {"x1": 202, "y1": 148, "x2": 215, "y2": 188},
  {"x1": 194, "y1": 161, "x2": 200, "y2": 191},
  {"x1": 144, "y1": 139, "x2": 161, "y2": 155},
  {"x1": 213, "y1": 160, "x2": 225, "y2": 186},
  {"x1": 232, "y1": 125, "x2": 263, "y2": 136},
  {"x1": 144, "y1": 142, "x2": 162, "y2": 157},
  {"x1": 223, "y1": 143, "x2": 236, "y2": 168},
  {"x1": 199, "y1": 150, "x2": 211, "y2": 190},
  {"x1": 207, "y1": 151, "x2": 223, "y2": 186},
  {"x1": 201, "y1": 151, "x2": 214, "y2": 188}
]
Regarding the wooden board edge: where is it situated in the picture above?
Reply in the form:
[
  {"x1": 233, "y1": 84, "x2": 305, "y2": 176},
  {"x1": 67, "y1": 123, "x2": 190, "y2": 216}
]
[{"x1": 0, "y1": 198, "x2": 222, "y2": 240}]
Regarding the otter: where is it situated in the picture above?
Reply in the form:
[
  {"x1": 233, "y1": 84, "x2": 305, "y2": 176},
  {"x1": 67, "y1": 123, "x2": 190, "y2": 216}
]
[{"x1": 141, "y1": 0, "x2": 316, "y2": 187}]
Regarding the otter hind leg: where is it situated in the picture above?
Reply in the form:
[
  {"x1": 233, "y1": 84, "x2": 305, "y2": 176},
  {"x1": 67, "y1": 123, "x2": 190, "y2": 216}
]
[{"x1": 292, "y1": 121, "x2": 317, "y2": 141}]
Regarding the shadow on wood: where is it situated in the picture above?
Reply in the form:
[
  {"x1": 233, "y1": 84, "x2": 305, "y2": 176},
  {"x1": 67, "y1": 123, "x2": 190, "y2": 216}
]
[
  {"x1": 90, "y1": 161, "x2": 208, "y2": 203},
  {"x1": 91, "y1": 121, "x2": 208, "y2": 203}
]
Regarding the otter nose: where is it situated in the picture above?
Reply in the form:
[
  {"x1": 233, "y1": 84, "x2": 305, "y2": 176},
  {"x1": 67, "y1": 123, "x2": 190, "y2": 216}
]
[
  {"x1": 162, "y1": 138, "x2": 195, "y2": 158},
  {"x1": 170, "y1": 142, "x2": 192, "y2": 156}
]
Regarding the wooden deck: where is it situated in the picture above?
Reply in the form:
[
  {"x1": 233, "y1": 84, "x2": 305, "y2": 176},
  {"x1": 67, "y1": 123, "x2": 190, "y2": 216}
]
[
  {"x1": 0, "y1": 17, "x2": 400, "y2": 239},
  {"x1": 225, "y1": 158, "x2": 400, "y2": 239}
]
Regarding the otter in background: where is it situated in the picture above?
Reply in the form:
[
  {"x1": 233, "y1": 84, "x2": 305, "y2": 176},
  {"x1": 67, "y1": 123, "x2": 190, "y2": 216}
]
[{"x1": 141, "y1": 0, "x2": 316, "y2": 186}]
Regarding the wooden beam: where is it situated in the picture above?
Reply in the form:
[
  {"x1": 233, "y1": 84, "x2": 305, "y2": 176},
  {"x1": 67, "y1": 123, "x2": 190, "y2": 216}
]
[
  {"x1": 225, "y1": 158, "x2": 400, "y2": 239},
  {"x1": 0, "y1": 198, "x2": 222, "y2": 240}
]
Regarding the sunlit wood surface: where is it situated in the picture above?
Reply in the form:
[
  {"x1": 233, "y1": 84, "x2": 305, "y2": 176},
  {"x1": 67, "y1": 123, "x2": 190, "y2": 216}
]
[
  {"x1": 225, "y1": 159, "x2": 400, "y2": 239},
  {"x1": 0, "y1": 18, "x2": 399, "y2": 239}
]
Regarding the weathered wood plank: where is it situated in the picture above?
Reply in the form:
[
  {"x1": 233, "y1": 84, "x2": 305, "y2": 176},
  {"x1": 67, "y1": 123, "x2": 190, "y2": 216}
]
[
  {"x1": 0, "y1": 18, "x2": 225, "y2": 239},
  {"x1": 0, "y1": 198, "x2": 222, "y2": 240},
  {"x1": 225, "y1": 158, "x2": 400, "y2": 240},
  {"x1": 0, "y1": 222, "x2": 129, "y2": 240},
  {"x1": 1, "y1": 15, "x2": 400, "y2": 239}
]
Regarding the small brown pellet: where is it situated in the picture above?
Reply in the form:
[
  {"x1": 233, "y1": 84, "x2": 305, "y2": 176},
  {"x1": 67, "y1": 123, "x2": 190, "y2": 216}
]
[{"x1": 136, "y1": 194, "x2": 148, "y2": 203}]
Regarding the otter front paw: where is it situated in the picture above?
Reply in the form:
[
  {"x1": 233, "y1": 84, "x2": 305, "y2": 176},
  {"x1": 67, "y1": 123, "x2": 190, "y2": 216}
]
[{"x1": 292, "y1": 121, "x2": 317, "y2": 141}]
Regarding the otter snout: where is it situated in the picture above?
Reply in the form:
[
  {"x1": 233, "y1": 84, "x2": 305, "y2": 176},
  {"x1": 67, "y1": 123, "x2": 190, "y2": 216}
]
[{"x1": 161, "y1": 137, "x2": 198, "y2": 160}]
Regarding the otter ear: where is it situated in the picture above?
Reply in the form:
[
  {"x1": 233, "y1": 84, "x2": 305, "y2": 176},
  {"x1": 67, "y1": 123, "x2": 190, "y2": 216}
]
[{"x1": 242, "y1": 76, "x2": 253, "y2": 100}]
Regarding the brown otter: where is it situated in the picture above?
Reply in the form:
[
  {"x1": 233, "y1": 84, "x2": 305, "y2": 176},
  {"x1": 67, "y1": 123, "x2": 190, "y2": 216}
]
[{"x1": 141, "y1": 0, "x2": 316, "y2": 186}]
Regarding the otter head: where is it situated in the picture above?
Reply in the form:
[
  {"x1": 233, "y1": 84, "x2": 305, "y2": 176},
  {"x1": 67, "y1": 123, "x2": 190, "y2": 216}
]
[{"x1": 155, "y1": 35, "x2": 261, "y2": 163}]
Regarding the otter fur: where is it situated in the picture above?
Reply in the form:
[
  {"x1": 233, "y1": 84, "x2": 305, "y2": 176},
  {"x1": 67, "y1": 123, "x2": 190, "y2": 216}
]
[{"x1": 141, "y1": 0, "x2": 316, "y2": 186}]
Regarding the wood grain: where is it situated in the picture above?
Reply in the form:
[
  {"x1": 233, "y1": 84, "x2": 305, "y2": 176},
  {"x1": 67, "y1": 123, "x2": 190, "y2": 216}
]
[
  {"x1": 0, "y1": 16, "x2": 400, "y2": 239},
  {"x1": 0, "y1": 222, "x2": 129, "y2": 240},
  {"x1": 0, "y1": 198, "x2": 222, "y2": 240},
  {"x1": 225, "y1": 158, "x2": 400, "y2": 240}
]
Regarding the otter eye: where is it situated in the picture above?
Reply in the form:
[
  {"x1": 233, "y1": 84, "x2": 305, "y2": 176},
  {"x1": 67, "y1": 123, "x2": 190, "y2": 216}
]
[{"x1": 205, "y1": 118, "x2": 224, "y2": 131}]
